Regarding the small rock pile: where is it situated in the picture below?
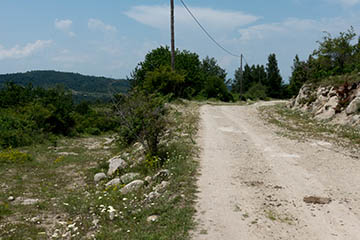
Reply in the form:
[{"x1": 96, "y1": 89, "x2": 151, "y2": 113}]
[
  {"x1": 289, "y1": 82, "x2": 360, "y2": 126},
  {"x1": 93, "y1": 153, "x2": 172, "y2": 212}
]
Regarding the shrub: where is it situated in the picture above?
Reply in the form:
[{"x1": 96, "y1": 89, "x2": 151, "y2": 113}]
[
  {"x1": 0, "y1": 147, "x2": 32, "y2": 164},
  {"x1": 244, "y1": 83, "x2": 267, "y2": 100},
  {"x1": 114, "y1": 90, "x2": 167, "y2": 156}
]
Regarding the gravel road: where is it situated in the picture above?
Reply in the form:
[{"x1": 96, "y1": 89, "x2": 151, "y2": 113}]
[{"x1": 192, "y1": 102, "x2": 360, "y2": 240}]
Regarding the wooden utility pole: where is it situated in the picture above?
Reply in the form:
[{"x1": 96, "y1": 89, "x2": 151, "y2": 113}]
[
  {"x1": 170, "y1": 0, "x2": 175, "y2": 71},
  {"x1": 240, "y1": 54, "x2": 243, "y2": 95}
]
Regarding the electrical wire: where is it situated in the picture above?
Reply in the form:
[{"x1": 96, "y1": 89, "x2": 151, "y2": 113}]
[
  {"x1": 242, "y1": 55, "x2": 249, "y2": 66},
  {"x1": 178, "y1": 0, "x2": 241, "y2": 58}
]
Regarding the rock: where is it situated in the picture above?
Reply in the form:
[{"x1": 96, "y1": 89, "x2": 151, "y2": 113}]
[
  {"x1": 108, "y1": 206, "x2": 116, "y2": 220},
  {"x1": 153, "y1": 181, "x2": 170, "y2": 193},
  {"x1": 147, "y1": 191, "x2": 161, "y2": 201},
  {"x1": 303, "y1": 196, "x2": 332, "y2": 204},
  {"x1": 107, "y1": 157, "x2": 127, "y2": 176},
  {"x1": 145, "y1": 176, "x2": 152, "y2": 183},
  {"x1": 328, "y1": 87, "x2": 337, "y2": 97},
  {"x1": 105, "y1": 178, "x2": 121, "y2": 187},
  {"x1": 294, "y1": 84, "x2": 312, "y2": 107},
  {"x1": 120, "y1": 180, "x2": 144, "y2": 194},
  {"x1": 57, "y1": 152, "x2": 78, "y2": 156},
  {"x1": 315, "y1": 95, "x2": 338, "y2": 120},
  {"x1": 147, "y1": 215, "x2": 159, "y2": 222},
  {"x1": 92, "y1": 218, "x2": 99, "y2": 228},
  {"x1": 30, "y1": 216, "x2": 41, "y2": 223},
  {"x1": 120, "y1": 173, "x2": 140, "y2": 184},
  {"x1": 22, "y1": 198, "x2": 39, "y2": 205},
  {"x1": 153, "y1": 169, "x2": 170, "y2": 182},
  {"x1": 8, "y1": 196, "x2": 15, "y2": 201},
  {"x1": 346, "y1": 97, "x2": 360, "y2": 115},
  {"x1": 94, "y1": 173, "x2": 106, "y2": 183}
]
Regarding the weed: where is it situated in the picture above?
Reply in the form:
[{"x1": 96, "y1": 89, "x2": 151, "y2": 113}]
[
  {"x1": 0, "y1": 147, "x2": 32, "y2": 164},
  {"x1": 0, "y1": 203, "x2": 11, "y2": 218},
  {"x1": 266, "y1": 210, "x2": 277, "y2": 221}
]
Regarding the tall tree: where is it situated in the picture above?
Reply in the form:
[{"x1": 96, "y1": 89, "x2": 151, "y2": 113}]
[
  {"x1": 288, "y1": 55, "x2": 308, "y2": 96},
  {"x1": 266, "y1": 53, "x2": 283, "y2": 98}
]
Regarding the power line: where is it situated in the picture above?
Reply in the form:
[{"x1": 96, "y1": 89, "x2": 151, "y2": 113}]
[
  {"x1": 178, "y1": 0, "x2": 241, "y2": 58},
  {"x1": 242, "y1": 55, "x2": 249, "y2": 66}
]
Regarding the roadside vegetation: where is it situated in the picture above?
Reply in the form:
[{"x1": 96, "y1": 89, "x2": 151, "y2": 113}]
[
  {"x1": 0, "y1": 97, "x2": 200, "y2": 239},
  {"x1": 288, "y1": 27, "x2": 360, "y2": 95},
  {"x1": 260, "y1": 103, "x2": 360, "y2": 153},
  {"x1": 0, "y1": 82, "x2": 118, "y2": 149}
]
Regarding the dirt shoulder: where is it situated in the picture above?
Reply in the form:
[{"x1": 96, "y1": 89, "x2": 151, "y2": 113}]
[{"x1": 193, "y1": 102, "x2": 360, "y2": 240}]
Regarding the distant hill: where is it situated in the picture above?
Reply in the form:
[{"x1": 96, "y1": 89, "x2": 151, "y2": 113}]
[{"x1": 0, "y1": 70, "x2": 130, "y2": 102}]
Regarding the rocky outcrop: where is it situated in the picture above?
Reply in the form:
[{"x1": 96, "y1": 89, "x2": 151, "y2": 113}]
[{"x1": 290, "y1": 82, "x2": 360, "y2": 126}]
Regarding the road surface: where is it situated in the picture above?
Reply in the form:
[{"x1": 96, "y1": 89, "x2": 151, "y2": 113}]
[{"x1": 192, "y1": 102, "x2": 360, "y2": 240}]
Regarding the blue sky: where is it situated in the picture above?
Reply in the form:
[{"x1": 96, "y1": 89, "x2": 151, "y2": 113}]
[{"x1": 1, "y1": 0, "x2": 360, "y2": 81}]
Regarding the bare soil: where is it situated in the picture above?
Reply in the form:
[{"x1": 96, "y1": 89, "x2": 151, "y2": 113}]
[{"x1": 192, "y1": 102, "x2": 360, "y2": 240}]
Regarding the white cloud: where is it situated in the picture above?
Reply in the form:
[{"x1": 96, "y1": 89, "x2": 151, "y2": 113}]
[
  {"x1": 331, "y1": 0, "x2": 360, "y2": 7},
  {"x1": 0, "y1": 40, "x2": 52, "y2": 60},
  {"x1": 88, "y1": 19, "x2": 117, "y2": 33},
  {"x1": 55, "y1": 19, "x2": 72, "y2": 31},
  {"x1": 237, "y1": 17, "x2": 352, "y2": 42},
  {"x1": 54, "y1": 19, "x2": 75, "y2": 37},
  {"x1": 125, "y1": 5, "x2": 260, "y2": 31}
]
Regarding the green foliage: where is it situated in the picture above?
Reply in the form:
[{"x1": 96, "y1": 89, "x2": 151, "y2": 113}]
[
  {"x1": 232, "y1": 54, "x2": 287, "y2": 100},
  {"x1": 144, "y1": 65, "x2": 185, "y2": 98},
  {"x1": 0, "y1": 202, "x2": 11, "y2": 218},
  {"x1": 288, "y1": 55, "x2": 308, "y2": 96},
  {"x1": 0, "y1": 70, "x2": 130, "y2": 103},
  {"x1": 266, "y1": 53, "x2": 283, "y2": 98},
  {"x1": 131, "y1": 46, "x2": 232, "y2": 101},
  {"x1": 114, "y1": 90, "x2": 167, "y2": 156},
  {"x1": 0, "y1": 147, "x2": 32, "y2": 164},
  {"x1": 243, "y1": 82, "x2": 268, "y2": 100},
  {"x1": 289, "y1": 28, "x2": 360, "y2": 92},
  {"x1": 0, "y1": 83, "x2": 119, "y2": 148},
  {"x1": 203, "y1": 76, "x2": 234, "y2": 102}
]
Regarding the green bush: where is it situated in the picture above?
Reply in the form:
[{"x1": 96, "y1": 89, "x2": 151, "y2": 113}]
[
  {"x1": 203, "y1": 76, "x2": 234, "y2": 102},
  {"x1": 114, "y1": 90, "x2": 167, "y2": 156},
  {"x1": 244, "y1": 83, "x2": 267, "y2": 100},
  {"x1": 85, "y1": 127, "x2": 101, "y2": 136}
]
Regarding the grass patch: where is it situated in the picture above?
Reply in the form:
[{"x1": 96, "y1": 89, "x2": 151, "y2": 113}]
[
  {"x1": 260, "y1": 103, "x2": 360, "y2": 150},
  {"x1": 311, "y1": 73, "x2": 360, "y2": 88},
  {"x1": 0, "y1": 102, "x2": 200, "y2": 239}
]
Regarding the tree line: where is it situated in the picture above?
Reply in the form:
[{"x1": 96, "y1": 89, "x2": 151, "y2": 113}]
[{"x1": 231, "y1": 53, "x2": 286, "y2": 100}]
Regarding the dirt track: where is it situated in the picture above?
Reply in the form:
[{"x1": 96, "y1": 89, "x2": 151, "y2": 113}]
[{"x1": 192, "y1": 102, "x2": 360, "y2": 240}]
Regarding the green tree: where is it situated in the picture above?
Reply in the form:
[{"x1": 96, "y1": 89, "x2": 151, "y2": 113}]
[
  {"x1": 288, "y1": 55, "x2": 308, "y2": 96},
  {"x1": 266, "y1": 53, "x2": 283, "y2": 98},
  {"x1": 200, "y1": 57, "x2": 227, "y2": 80},
  {"x1": 143, "y1": 65, "x2": 185, "y2": 98},
  {"x1": 131, "y1": 46, "x2": 202, "y2": 98},
  {"x1": 312, "y1": 27, "x2": 356, "y2": 75}
]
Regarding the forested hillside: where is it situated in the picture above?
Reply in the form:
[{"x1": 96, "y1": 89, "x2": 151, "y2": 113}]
[{"x1": 0, "y1": 71, "x2": 129, "y2": 102}]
